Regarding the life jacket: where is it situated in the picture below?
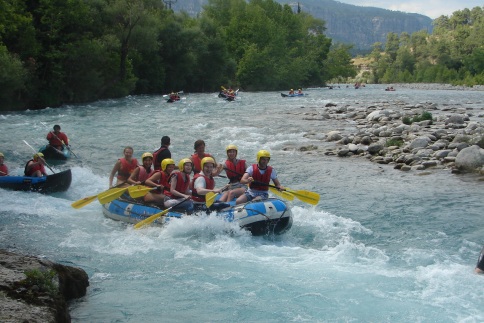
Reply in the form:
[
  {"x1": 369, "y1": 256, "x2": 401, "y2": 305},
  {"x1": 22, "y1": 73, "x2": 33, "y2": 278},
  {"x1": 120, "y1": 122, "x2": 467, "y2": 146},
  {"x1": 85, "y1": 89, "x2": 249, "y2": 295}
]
[
  {"x1": 249, "y1": 164, "x2": 272, "y2": 191},
  {"x1": 224, "y1": 159, "x2": 246, "y2": 183},
  {"x1": 190, "y1": 173, "x2": 215, "y2": 202},
  {"x1": 47, "y1": 132, "x2": 68, "y2": 148},
  {"x1": 190, "y1": 153, "x2": 213, "y2": 174},
  {"x1": 137, "y1": 166, "x2": 154, "y2": 182},
  {"x1": 152, "y1": 146, "x2": 167, "y2": 170},
  {"x1": 172, "y1": 171, "x2": 190, "y2": 196},
  {"x1": 117, "y1": 158, "x2": 138, "y2": 181},
  {"x1": 0, "y1": 164, "x2": 7, "y2": 176},
  {"x1": 24, "y1": 160, "x2": 46, "y2": 176},
  {"x1": 149, "y1": 171, "x2": 173, "y2": 196}
]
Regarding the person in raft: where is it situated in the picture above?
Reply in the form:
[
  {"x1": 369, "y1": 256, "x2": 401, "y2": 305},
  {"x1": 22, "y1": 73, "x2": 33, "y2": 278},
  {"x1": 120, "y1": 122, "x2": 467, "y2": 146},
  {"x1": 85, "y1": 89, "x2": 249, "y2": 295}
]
[
  {"x1": 235, "y1": 150, "x2": 284, "y2": 205},
  {"x1": 164, "y1": 158, "x2": 194, "y2": 212},
  {"x1": 153, "y1": 136, "x2": 172, "y2": 171},
  {"x1": 143, "y1": 158, "x2": 176, "y2": 205},
  {"x1": 46, "y1": 124, "x2": 69, "y2": 151},
  {"x1": 127, "y1": 152, "x2": 154, "y2": 185},
  {"x1": 0, "y1": 152, "x2": 8, "y2": 176},
  {"x1": 24, "y1": 153, "x2": 48, "y2": 177},
  {"x1": 190, "y1": 139, "x2": 223, "y2": 176},
  {"x1": 109, "y1": 146, "x2": 138, "y2": 188},
  {"x1": 190, "y1": 157, "x2": 228, "y2": 204},
  {"x1": 219, "y1": 144, "x2": 248, "y2": 202}
]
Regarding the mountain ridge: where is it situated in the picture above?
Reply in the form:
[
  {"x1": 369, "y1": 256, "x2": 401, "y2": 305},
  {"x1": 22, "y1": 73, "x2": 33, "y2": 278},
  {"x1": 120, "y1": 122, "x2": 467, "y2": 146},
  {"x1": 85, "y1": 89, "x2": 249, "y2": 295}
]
[{"x1": 170, "y1": 0, "x2": 433, "y2": 52}]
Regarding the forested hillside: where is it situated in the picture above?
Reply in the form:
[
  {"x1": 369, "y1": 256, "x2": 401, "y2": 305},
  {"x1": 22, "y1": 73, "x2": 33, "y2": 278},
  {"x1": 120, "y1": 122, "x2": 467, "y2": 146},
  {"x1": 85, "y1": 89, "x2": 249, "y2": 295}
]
[
  {"x1": 0, "y1": 0, "x2": 356, "y2": 111},
  {"x1": 171, "y1": 0, "x2": 433, "y2": 52},
  {"x1": 360, "y1": 7, "x2": 484, "y2": 86}
]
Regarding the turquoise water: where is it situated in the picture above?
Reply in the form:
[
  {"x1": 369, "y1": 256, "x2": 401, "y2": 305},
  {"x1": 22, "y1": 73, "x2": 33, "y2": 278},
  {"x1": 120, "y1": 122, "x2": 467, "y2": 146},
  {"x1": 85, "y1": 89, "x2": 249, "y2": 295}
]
[{"x1": 1, "y1": 86, "x2": 483, "y2": 322}]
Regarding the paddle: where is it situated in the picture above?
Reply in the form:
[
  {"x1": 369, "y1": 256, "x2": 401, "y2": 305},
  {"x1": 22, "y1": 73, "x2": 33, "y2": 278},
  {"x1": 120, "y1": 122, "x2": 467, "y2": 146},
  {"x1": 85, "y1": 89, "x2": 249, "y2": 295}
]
[
  {"x1": 205, "y1": 191, "x2": 218, "y2": 207},
  {"x1": 163, "y1": 90, "x2": 184, "y2": 98},
  {"x1": 134, "y1": 197, "x2": 190, "y2": 229},
  {"x1": 128, "y1": 185, "x2": 158, "y2": 199},
  {"x1": 97, "y1": 186, "x2": 130, "y2": 204},
  {"x1": 254, "y1": 182, "x2": 319, "y2": 205},
  {"x1": 268, "y1": 187, "x2": 295, "y2": 201},
  {"x1": 51, "y1": 131, "x2": 78, "y2": 158},
  {"x1": 23, "y1": 140, "x2": 56, "y2": 174},
  {"x1": 71, "y1": 183, "x2": 127, "y2": 209}
]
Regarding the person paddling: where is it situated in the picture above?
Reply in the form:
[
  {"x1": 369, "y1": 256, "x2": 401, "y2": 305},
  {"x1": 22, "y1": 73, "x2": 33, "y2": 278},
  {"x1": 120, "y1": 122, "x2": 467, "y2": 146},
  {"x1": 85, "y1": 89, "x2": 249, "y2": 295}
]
[
  {"x1": 191, "y1": 157, "x2": 228, "y2": 204},
  {"x1": 24, "y1": 153, "x2": 48, "y2": 177},
  {"x1": 109, "y1": 146, "x2": 138, "y2": 188},
  {"x1": 235, "y1": 150, "x2": 284, "y2": 205},
  {"x1": 46, "y1": 125, "x2": 69, "y2": 152},
  {"x1": 164, "y1": 158, "x2": 194, "y2": 212},
  {"x1": 219, "y1": 144, "x2": 248, "y2": 202}
]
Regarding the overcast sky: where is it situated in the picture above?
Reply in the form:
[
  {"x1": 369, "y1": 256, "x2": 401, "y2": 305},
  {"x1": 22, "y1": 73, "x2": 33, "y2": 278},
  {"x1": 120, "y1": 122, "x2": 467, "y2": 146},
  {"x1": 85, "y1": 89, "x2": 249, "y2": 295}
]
[{"x1": 336, "y1": 0, "x2": 483, "y2": 19}]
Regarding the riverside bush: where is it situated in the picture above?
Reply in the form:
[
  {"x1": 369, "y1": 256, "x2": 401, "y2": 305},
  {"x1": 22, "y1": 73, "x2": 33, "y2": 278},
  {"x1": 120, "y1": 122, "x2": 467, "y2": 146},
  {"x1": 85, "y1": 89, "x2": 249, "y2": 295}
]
[{"x1": 402, "y1": 111, "x2": 433, "y2": 125}]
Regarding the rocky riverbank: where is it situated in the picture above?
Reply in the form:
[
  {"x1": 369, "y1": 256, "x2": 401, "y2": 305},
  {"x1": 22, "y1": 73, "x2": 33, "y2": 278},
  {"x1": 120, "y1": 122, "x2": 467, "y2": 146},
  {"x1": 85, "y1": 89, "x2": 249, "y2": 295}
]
[
  {"x1": 0, "y1": 250, "x2": 89, "y2": 323},
  {"x1": 287, "y1": 97, "x2": 484, "y2": 178}
]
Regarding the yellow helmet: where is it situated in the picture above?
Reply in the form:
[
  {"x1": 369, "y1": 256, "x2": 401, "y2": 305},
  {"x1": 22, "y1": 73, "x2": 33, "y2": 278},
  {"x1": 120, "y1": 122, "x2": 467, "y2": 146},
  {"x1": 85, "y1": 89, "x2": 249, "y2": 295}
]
[
  {"x1": 33, "y1": 152, "x2": 44, "y2": 160},
  {"x1": 161, "y1": 158, "x2": 175, "y2": 171},
  {"x1": 201, "y1": 157, "x2": 215, "y2": 170},
  {"x1": 226, "y1": 144, "x2": 238, "y2": 152},
  {"x1": 141, "y1": 152, "x2": 153, "y2": 160},
  {"x1": 178, "y1": 158, "x2": 192, "y2": 171},
  {"x1": 0, "y1": 152, "x2": 4, "y2": 157},
  {"x1": 256, "y1": 150, "x2": 270, "y2": 163}
]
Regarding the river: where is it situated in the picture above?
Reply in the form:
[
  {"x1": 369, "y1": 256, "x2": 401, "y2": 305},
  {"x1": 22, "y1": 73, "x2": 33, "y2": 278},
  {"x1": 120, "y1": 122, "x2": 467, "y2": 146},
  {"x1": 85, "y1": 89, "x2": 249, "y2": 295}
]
[{"x1": 1, "y1": 85, "x2": 483, "y2": 322}]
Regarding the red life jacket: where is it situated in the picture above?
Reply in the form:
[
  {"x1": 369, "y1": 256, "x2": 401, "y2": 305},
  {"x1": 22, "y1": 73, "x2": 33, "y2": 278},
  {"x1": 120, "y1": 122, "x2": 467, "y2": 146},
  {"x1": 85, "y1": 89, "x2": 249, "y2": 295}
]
[
  {"x1": 24, "y1": 160, "x2": 46, "y2": 176},
  {"x1": 137, "y1": 166, "x2": 154, "y2": 182},
  {"x1": 225, "y1": 159, "x2": 246, "y2": 183},
  {"x1": 117, "y1": 158, "x2": 138, "y2": 181},
  {"x1": 152, "y1": 146, "x2": 167, "y2": 170},
  {"x1": 47, "y1": 131, "x2": 68, "y2": 148},
  {"x1": 172, "y1": 171, "x2": 190, "y2": 195},
  {"x1": 190, "y1": 173, "x2": 215, "y2": 202},
  {"x1": 0, "y1": 164, "x2": 7, "y2": 176},
  {"x1": 191, "y1": 153, "x2": 213, "y2": 174},
  {"x1": 249, "y1": 164, "x2": 272, "y2": 191}
]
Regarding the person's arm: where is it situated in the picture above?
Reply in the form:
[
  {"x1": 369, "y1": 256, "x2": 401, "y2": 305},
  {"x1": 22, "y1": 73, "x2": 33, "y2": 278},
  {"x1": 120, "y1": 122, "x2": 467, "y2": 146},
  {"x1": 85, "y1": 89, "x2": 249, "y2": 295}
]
[
  {"x1": 109, "y1": 160, "x2": 121, "y2": 188},
  {"x1": 127, "y1": 167, "x2": 140, "y2": 185},
  {"x1": 239, "y1": 172, "x2": 253, "y2": 185},
  {"x1": 144, "y1": 172, "x2": 161, "y2": 188}
]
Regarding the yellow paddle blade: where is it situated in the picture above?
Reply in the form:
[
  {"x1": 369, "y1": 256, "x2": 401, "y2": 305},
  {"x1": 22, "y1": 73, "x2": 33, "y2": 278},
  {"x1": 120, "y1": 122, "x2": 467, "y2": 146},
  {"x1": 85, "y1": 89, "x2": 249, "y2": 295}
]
[
  {"x1": 269, "y1": 187, "x2": 295, "y2": 201},
  {"x1": 285, "y1": 188, "x2": 320, "y2": 205},
  {"x1": 134, "y1": 209, "x2": 170, "y2": 229},
  {"x1": 97, "y1": 187, "x2": 128, "y2": 204},
  {"x1": 205, "y1": 192, "x2": 218, "y2": 207},
  {"x1": 71, "y1": 195, "x2": 98, "y2": 209},
  {"x1": 128, "y1": 185, "x2": 154, "y2": 199}
]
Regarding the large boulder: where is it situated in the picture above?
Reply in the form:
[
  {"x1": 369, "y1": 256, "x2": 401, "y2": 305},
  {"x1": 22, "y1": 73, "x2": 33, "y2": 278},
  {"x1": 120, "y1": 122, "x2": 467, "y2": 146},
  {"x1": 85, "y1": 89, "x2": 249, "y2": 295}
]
[
  {"x1": 0, "y1": 250, "x2": 89, "y2": 323},
  {"x1": 455, "y1": 145, "x2": 484, "y2": 171}
]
